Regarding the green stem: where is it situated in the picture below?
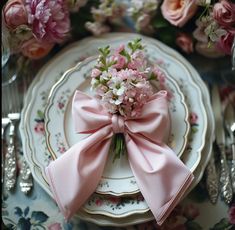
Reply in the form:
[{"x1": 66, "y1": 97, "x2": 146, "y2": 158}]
[{"x1": 112, "y1": 134, "x2": 125, "y2": 163}]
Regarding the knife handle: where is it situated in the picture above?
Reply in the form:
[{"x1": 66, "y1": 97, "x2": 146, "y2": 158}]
[
  {"x1": 218, "y1": 144, "x2": 233, "y2": 204},
  {"x1": 206, "y1": 152, "x2": 219, "y2": 204},
  {"x1": 231, "y1": 143, "x2": 235, "y2": 191}
]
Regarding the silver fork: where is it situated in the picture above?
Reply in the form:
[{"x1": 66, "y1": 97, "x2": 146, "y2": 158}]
[
  {"x1": 4, "y1": 80, "x2": 33, "y2": 194},
  {"x1": 4, "y1": 83, "x2": 20, "y2": 191}
]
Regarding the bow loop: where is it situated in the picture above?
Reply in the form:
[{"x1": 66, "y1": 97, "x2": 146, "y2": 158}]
[
  {"x1": 72, "y1": 90, "x2": 111, "y2": 134},
  {"x1": 125, "y1": 90, "x2": 170, "y2": 143},
  {"x1": 45, "y1": 90, "x2": 194, "y2": 226}
]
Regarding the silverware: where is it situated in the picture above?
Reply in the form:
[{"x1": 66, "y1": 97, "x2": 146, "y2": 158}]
[
  {"x1": 211, "y1": 85, "x2": 233, "y2": 204},
  {"x1": 2, "y1": 117, "x2": 10, "y2": 187},
  {"x1": 19, "y1": 159, "x2": 33, "y2": 194},
  {"x1": 224, "y1": 101, "x2": 235, "y2": 191},
  {"x1": 206, "y1": 148, "x2": 219, "y2": 204},
  {"x1": 5, "y1": 112, "x2": 19, "y2": 191}
]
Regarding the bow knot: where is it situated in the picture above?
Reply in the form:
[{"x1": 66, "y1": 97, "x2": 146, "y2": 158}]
[
  {"x1": 111, "y1": 114, "x2": 125, "y2": 133},
  {"x1": 45, "y1": 90, "x2": 194, "y2": 225}
]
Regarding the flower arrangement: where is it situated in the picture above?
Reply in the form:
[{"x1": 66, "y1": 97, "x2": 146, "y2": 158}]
[
  {"x1": 90, "y1": 38, "x2": 166, "y2": 160},
  {"x1": 128, "y1": 0, "x2": 235, "y2": 58},
  {"x1": 2, "y1": 0, "x2": 123, "y2": 59},
  {"x1": 2, "y1": 0, "x2": 234, "y2": 61}
]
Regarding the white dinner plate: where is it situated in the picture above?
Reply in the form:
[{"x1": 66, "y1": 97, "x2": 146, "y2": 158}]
[
  {"x1": 44, "y1": 55, "x2": 190, "y2": 197},
  {"x1": 20, "y1": 33, "x2": 211, "y2": 226}
]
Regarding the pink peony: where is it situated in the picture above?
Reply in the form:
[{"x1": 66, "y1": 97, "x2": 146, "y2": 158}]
[
  {"x1": 213, "y1": 0, "x2": 235, "y2": 27},
  {"x1": 48, "y1": 223, "x2": 62, "y2": 230},
  {"x1": 217, "y1": 29, "x2": 235, "y2": 55},
  {"x1": 3, "y1": 0, "x2": 28, "y2": 29},
  {"x1": 161, "y1": 0, "x2": 198, "y2": 27},
  {"x1": 21, "y1": 37, "x2": 54, "y2": 59},
  {"x1": 25, "y1": 0, "x2": 70, "y2": 43},
  {"x1": 176, "y1": 33, "x2": 194, "y2": 54},
  {"x1": 228, "y1": 204, "x2": 235, "y2": 224}
]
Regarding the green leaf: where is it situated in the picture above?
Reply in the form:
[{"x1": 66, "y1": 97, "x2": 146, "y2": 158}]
[
  {"x1": 210, "y1": 218, "x2": 232, "y2": 230},
  {"x1": 24, "y1": 207, "x2": 29, "y2": 217},
  {"x1": 153, "y1": 18, "x2": 169, "y2": 29},
  {"x1": 37, "y1": 110, "x2": 44, "y2": 119},
  {"x1": 14, "y1": 207, "x2": 23, "y2": 217},
  {"x1": 185, "y1": 221, "x2": 203, "y2": 230},
  {"x1": 31, "y1": 211, "x2": 48, "y2": 224},
  {"x1": 17, "y1": 217, "x2": 31, "y2": 230}
]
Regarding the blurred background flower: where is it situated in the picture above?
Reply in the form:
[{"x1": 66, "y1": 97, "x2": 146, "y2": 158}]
[{"x1": 2, "y1": 0, "x2": 234, "y2": 61}]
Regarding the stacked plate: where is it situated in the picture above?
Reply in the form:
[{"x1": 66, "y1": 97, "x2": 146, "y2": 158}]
[{"x1": 20, "y1": 33, "x2": 214, "y2": 227}]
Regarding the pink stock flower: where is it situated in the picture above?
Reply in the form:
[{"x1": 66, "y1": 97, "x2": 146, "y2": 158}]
[
  {"x1": 48, "y1": 223, "x2": 62, "y2": 230},
  {"x1": 217, "y1": 29, "x2": 235, "y2": 55},
  {"x1": 21, "y1": 37, "x2": 54, "y2": 59},
  {"x1": 25, "y1": 0, "x2": 70, "y2": 43},
  {"x1": 213, "y1": 0, "x2": 235, "y2": 27},
  {"x1": 176, "y1": 33, "x2": 194, "y2": 54},
  {"x1": 112, "y1": 54, "x2": 126, "y2": 70},
  {"x1": 128, "y1": 50, "x2": 147, "y2": 71},
  {"x1": 161, "y1": 0, "x2": 198, "y2": 27},
  {"x1": 228, "y1": 204, "x2": 235, "y2": 224},
  {"x1": 3, "y1": 0, "x2": 28, "y2": 29},
  {"x1": 91, "y1": 68, "x2": 102, "y2": 78}
]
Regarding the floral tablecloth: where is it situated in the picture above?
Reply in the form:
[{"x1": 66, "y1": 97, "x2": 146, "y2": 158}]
[{"x1": 2, "y1": 172, "x2": 234, "y2": 230}]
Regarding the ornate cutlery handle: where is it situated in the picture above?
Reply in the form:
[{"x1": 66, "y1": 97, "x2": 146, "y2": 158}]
[
  {"x1": 4, "y1": 121, "x2": 17, "y2": 191},
  {"x1": 231, "y1": 143, "x2": 235, "y2": 191},
  {"x1": 219, "y1": 144, "x2": 233, "y2": 204},
  {"x1": 206, "y1": 153, "x2": 219, "y2": 204},
  {"x1": 19, "y1": 159, "x2": 33, "y2": 194}
]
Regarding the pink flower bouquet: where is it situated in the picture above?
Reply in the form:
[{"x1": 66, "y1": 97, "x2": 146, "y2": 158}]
[{"x1": 90, "y1": 38, "x2": 166, "y2": 160}]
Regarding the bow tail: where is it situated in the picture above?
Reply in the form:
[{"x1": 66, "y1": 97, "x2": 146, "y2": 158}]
[
  {"x1": 45, "y1": 129, "x2": 112, "y2": 219},
  {"x1": 126, "y1": 134, "x2": 194, "y2": 225}
]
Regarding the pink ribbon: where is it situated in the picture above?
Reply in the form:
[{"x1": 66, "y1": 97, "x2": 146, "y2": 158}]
[{"x1": 45, "y1": 90, "x2": 194, "y2": 225}]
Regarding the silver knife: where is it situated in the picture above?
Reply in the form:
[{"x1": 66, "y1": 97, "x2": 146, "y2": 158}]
[{"x1": 211, "y1": 85, "x2": 233, "y2": 204}]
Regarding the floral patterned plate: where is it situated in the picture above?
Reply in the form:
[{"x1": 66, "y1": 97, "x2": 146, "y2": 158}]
[
  {"x1": 20, "y1": 33, "x2": 210, "y2": 225},
  {"x1": 44, "y1": 55, "x2": 190, "y2": 197}
]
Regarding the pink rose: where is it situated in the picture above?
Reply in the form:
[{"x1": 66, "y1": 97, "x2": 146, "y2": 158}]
[
  {"x1": 176, "y1": 33, "x2": 194, "y2": 54},
  {"x1": 161, "y1": 0, "x2": 198, "y2": 27},
  {"x1": 228, "y1": 204, "x2": 235, "y2": 224},
  {"x1": 195, "y1": 41, "x2": 224, "y2": 58},
  {"x1": 34, "y1": 122, "x2": 45, "y2": 135},
  {"x1": 48, "y1": 223, "x2": 62, "y2": 230},
  {"x1": 183, "y1": 203, "x2": 199, "y2": 220},
  {"x1": 21, "y1": 38, "x2": 54, "y2": 59},
  {"x1": 189, "y1": 112, "x2": 198, "y2": 124},
  {"x1": 3, "y1": 0, "x2": 28, "y2": 29},
  {"x1": 217, "y1": 29, "x2": 235, "y2": 55},
  {"x1": 213, "y1": 0, "x2": 235, "y2": 27}
]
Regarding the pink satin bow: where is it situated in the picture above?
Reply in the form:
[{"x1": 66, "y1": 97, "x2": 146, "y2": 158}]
[{"x1": 45, "y1": 90, "x2": 194, "y2": 225}]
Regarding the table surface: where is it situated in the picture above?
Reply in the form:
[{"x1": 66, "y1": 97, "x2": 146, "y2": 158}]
[{"x1": 2, "y1": 32, "x2": 235, "y2": 230}]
